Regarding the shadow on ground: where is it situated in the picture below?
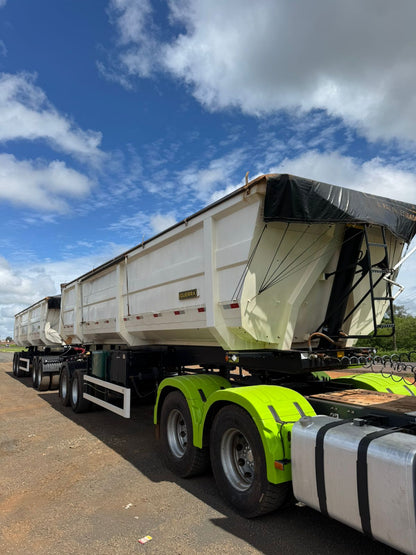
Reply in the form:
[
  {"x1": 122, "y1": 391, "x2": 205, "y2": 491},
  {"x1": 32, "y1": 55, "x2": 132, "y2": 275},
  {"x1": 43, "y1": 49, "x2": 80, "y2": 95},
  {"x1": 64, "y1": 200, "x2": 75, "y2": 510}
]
[{"x1": 7, "y1": 370, "x2": 400, "y2": 555}]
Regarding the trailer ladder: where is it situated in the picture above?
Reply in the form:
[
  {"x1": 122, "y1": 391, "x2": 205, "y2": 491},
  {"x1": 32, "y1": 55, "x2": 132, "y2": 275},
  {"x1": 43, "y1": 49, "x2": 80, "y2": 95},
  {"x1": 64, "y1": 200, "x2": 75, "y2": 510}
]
[
  {"x1": 317, "y1": 225, "x2": 400, "y2": 342},
  {"x1": 343, "y1": 225, "x2": 396, "y2": 338}
]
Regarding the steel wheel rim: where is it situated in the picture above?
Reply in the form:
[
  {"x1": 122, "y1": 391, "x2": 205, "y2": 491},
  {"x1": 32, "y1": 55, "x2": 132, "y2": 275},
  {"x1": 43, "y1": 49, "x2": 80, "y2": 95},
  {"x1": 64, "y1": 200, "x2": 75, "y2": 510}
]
[
  {"x1": 220, "y1": 428, "x2": 254, "y2": 492},
  {"x1": 36, "y1": 364, "x2": 42, "y2": 388},
  {"x1": 61, "y1": 374, "x2": 67, "y2": 399},
  {"x1": 166, "y1": 408, "x2": 188, "y2": 458},
  {"x1": 71, "y1": 377, "x2": 78, "y2": 405}
]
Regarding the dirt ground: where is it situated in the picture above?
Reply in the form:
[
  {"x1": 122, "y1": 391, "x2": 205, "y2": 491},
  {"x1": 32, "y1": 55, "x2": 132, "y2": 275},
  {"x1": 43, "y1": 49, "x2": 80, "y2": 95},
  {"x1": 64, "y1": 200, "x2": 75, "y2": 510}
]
[{"x1": 0, "y1": 356, "x2": 400, "y2": 555}]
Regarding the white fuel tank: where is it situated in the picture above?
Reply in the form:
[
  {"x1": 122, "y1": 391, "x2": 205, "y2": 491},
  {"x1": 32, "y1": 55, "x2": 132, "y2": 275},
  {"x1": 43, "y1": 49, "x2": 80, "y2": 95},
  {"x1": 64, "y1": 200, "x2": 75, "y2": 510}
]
[{"x1": 291, "y1": 415, "x2": 416, "y2": 555}]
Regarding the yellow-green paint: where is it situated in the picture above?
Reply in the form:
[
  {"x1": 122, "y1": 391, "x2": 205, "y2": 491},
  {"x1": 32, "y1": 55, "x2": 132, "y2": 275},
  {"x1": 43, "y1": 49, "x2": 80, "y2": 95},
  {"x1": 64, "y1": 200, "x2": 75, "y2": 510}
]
[
  {"x1": 155, "y1": 376, "x2": 316, "y2": 486},
  {"x1": 202, "y1": 385, "x2": 316, "y2": 484},
  {"x1": 333, "y1": 373, "x2": 416, "y2": 396},
  {"x1": 154, "y1": 374, "x2": 231, "y2": 440}
]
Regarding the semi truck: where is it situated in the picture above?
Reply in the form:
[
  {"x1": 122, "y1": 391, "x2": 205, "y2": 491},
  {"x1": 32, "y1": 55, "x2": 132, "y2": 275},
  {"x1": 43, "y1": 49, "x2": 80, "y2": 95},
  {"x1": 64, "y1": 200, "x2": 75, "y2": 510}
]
[{"x1": 13, "y1": 173, "x2": 416, "y2": 553}]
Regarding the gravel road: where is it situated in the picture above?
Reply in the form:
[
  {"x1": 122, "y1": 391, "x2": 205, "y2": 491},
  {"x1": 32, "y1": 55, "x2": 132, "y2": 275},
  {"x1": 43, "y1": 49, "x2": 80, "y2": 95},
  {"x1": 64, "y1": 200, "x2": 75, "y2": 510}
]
[{"x1": 0, "y1": 360, "x2": 400, "y2": 555}]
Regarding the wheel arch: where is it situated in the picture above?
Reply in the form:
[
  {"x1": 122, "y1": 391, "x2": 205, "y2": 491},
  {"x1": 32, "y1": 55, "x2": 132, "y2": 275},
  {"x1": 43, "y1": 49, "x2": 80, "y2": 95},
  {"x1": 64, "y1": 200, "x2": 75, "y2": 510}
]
[
  {"x1": 154, "y1": 374, "x2": 231, "y2": 441},
  {"x1": 333, "y1": 372, "x2": 416, "y2": 395},
  {"x1": 202, "y1": 385, "x2": 316, "y2": 485}
]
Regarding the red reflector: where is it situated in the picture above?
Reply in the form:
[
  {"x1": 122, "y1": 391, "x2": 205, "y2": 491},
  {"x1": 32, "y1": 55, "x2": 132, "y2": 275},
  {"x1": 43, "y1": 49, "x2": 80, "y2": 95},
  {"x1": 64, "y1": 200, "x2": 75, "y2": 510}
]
[
  {"x1": 230, "y1": 303, "x2": 239, "y2": 309},
  {"x1": 136, "y1": 316, "x2": 141, "y2": 320},
  {"x1": 174, "y1": 311, "x2": 181, "y2": 315},
  {"x1": 198, "y1": 307, "x2": 205, "y2": 313},
  {"x1": 123, "y1": 318, "x2": 127, "y2": 321},
  {"x1": 153, "y1": 314, "x2": 159, "y2": 318}
]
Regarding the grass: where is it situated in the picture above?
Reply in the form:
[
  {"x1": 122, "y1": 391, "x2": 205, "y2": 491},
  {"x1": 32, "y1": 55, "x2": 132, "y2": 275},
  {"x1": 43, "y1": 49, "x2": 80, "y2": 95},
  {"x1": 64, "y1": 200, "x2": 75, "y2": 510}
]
[{"x1": 0, "y1": 346, "x2": 24, "y2": 352}]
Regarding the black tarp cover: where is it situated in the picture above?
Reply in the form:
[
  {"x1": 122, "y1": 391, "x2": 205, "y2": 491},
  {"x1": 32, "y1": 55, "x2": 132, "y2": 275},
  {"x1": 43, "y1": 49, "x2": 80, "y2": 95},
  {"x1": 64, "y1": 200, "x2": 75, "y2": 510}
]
[{"x1": 263, "y1": 174, "x2": 416, "y2": 243}]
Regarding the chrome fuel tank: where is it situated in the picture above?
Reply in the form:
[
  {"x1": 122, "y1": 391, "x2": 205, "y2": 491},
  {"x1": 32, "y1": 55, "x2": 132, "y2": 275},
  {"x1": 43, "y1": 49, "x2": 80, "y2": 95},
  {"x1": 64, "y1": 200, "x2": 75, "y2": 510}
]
[{"x1": 291, "y1": 415, "x2": 416, "y2": 554}]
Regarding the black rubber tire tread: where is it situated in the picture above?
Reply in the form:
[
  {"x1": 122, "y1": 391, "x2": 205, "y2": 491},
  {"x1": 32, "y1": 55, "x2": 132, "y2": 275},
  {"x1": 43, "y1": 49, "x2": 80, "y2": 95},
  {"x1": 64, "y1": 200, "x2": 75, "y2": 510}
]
[
  {"x1": 12, "y1": 352, "x2": 22, "y2": 377},
  {"x1": 160, "y1": 390, "x2": 209, "y2": 478},
  {"x1": 59, "y1": 365, "x2": 71, "y2": 406},
  {"x1": 37, "y1": 359, "x2": 51, "y2": 391},
  {"x1": 50, "y1": 373, "x2": 60, "y2": 390},
  {"x1": 12, "y1": 352, "x2": 17, "y2": 376},
  {"x1": 70, "y1": 369, "x2": 91, "y2": 413},
  {"x1": 32, "y1": 357, "x2": 39, "y2": 389},
  {"x1": 210, "y1": 404, "x2": 291, "y2": 518}
]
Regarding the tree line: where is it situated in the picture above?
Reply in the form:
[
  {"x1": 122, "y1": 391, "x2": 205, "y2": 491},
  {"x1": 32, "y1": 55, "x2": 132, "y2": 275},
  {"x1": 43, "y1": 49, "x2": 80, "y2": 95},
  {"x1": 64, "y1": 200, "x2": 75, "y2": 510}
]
[{"x1": 356, "y1": 305, "x2": 416, "y2": 352}]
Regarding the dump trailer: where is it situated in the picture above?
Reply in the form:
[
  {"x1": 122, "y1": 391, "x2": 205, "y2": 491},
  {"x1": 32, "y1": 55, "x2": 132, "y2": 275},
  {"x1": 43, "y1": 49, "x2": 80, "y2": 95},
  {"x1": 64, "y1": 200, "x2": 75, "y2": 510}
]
[
  {"x1": 12, "y1": 295, "x2": 79, "y2": 390},
  {"x1": 13, "y1": 174, "x2": 416, "y2": 553}
]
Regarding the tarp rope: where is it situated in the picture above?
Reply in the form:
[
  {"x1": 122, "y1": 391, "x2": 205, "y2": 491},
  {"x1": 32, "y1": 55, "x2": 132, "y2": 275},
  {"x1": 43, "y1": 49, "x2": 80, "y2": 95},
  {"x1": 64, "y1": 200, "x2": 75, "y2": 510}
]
[{"x1": 231, "y1": 225, "x2": 267, "y2": 301}]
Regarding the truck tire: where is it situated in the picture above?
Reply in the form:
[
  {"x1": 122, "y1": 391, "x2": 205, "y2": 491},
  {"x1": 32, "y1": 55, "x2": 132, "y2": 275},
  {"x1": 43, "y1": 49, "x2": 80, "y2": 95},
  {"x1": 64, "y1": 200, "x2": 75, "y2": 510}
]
[
  {"x1": 13, "y1": 352, "x2": 24, "y2": 377},
  {"x1": 160, "y1": 390, "x2": 209, "y2": 477},
  {"x1": 50, "y1": 373, "x2": 60, "y2": 390},
  {"x1": 32, "y1": 357, "x2": 39, "y2": 389},
  {"x1": 37, "y1": 359, "x2": 51, "y2": 391},
  {"x1": 210, "y1": 405, "x2": 290, "y2": 518},
  {"x1": 59, "y1": 365, "x2": 71, "y2": 406},
  {"x1": 70, "y1": 369, "x2": 91, "y2": 413}
]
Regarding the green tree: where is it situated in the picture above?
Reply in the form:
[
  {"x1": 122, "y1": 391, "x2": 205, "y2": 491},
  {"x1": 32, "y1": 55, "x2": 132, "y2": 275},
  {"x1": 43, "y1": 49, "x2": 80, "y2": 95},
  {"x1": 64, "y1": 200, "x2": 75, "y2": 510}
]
[{"x1": 356, "y1": 305, "x2": 416, "y2": 352}]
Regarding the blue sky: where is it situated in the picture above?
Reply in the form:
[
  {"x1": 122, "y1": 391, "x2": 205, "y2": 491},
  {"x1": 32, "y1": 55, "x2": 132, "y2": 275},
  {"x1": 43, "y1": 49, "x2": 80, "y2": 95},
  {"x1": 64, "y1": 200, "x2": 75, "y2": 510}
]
[{"x1": 1, "y1": 0, "x2": 416, "y2": 339}]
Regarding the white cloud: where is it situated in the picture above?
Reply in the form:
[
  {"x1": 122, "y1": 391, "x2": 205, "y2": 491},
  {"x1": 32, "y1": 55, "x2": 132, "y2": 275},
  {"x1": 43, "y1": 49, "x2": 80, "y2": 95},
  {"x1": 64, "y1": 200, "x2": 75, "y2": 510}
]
[
  {"x1": 105, "y1": 0, "x2": 158, "y2": 80},
  {"x1": 176, "y1": 149, "x2": 246, "y2": 203},
  {"x1": 0, "y1": 73, "x2": 104, "y2": 161},
  {"x1": 108, "y1": 0, "x2": 153, "y2": 45},
  {"x1": 0, "y1": 256, "x2": 56, "y2": 338},
  {"x1": 0, "y1": 256, "x2": 54, "y2": 305},
  {"x1": 105, "y1": 0, "x2": 416, "y2": 144},
  {"x1": 0, "y1": 243, "x2": 131, "y2": 338},
  {"x1": 109, "y1": 209, "x2": 178, "y2": 239},
  {"x1": 0, "y1": 153, "x2": 94, "y2": 212},
  {"x1": 150, "y1": 211, "x2": 177, "y2": 233},
  {"x1": 274, "y1": 150, "x2": 416, "y2": 204}
]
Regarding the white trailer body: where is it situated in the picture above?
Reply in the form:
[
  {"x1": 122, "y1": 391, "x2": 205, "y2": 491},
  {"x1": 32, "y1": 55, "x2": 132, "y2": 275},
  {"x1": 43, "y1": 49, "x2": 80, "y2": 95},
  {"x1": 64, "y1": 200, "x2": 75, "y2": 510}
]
[
  {"x1": 14, "y1": 296, "x2": 63, "y2": 347},
  {"x1": 59, "y1": 174, "x2": 413, "y2": 352}
]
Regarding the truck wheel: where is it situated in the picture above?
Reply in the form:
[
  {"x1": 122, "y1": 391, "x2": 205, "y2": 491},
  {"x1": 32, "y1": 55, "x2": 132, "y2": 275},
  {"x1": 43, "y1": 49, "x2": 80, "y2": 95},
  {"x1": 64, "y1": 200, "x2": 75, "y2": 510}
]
[
  {"x1": 160, "y1": 390, "x2": 209, "y2": 477},
  {"x1": 70, "y1": 370, "x2": 91, "y2": 413},
  {"x1": 13, "y1": 352, "x2": 23, "y2": 377},
  {"x1": 210, "y1": 405, "x2": 290, "y2": 517},
  {"x1": 32, "y1": 357, "x2": 39, "y2": 389},
  {"x1": 37, "y1": 359, "x2": 51, "y2": 391},
  {"x1": 59, "y1": 365, "x2": 71, "y2": 406},
  {"x1": 50, "y1": 373, "x2": 60, "y2": 390}
]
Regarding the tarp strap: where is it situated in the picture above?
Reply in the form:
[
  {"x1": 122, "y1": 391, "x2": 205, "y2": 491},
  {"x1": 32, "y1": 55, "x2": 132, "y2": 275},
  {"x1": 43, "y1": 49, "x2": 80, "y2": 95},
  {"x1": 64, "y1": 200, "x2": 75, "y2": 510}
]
[
  {"x1": 315, "y1": 419, "x2": 354, "y2": 517},
  {"x1": 356, "y1": 427, "x2": 402, "y2": 539}
]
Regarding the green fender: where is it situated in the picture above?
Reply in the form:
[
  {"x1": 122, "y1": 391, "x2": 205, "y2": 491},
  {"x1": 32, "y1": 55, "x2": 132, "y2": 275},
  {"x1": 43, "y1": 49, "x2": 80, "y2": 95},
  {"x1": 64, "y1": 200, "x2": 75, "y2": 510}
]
[
  {"x1": 333, "y1": 373, "x2": 416, "y2": 396},
  {"x1": 202, "y1": 385, "x2": 316, "y2": 485},
  {"x1": 154, "y1": 374, "x2": 231, "y2": 440}
]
